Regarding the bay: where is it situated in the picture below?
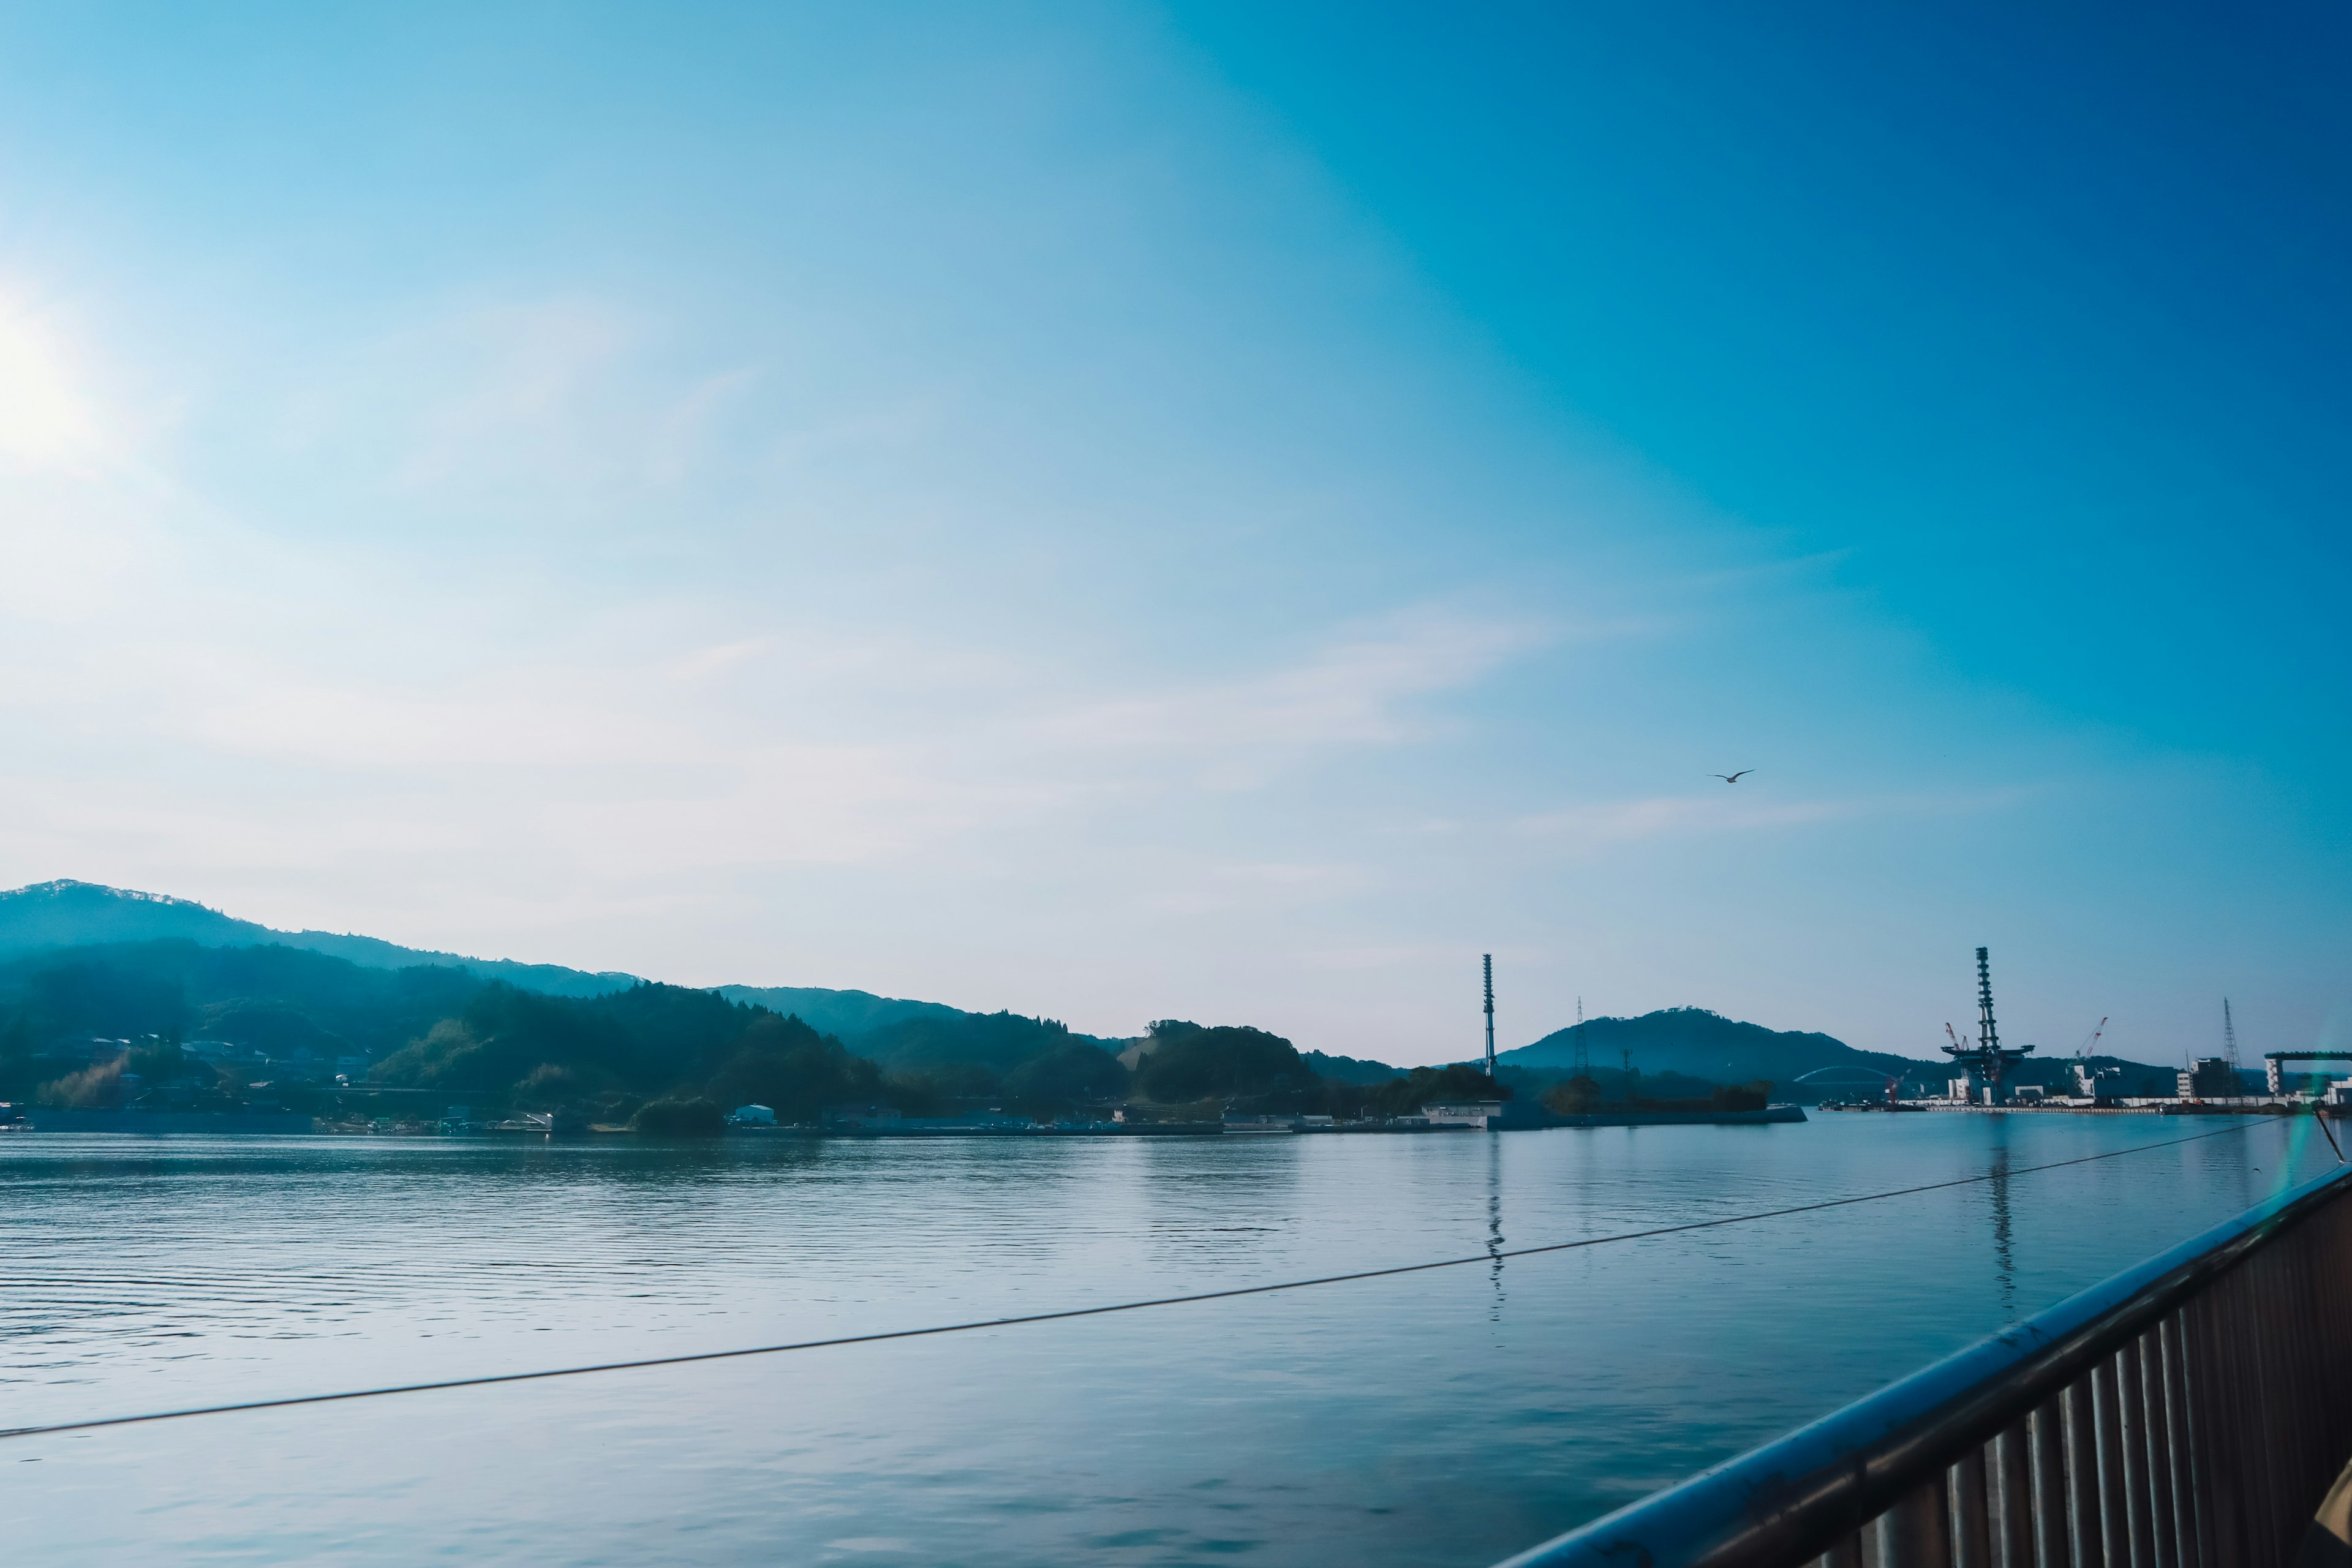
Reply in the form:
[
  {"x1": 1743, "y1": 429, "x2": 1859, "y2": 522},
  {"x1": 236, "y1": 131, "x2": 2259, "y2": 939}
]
[{"x1": 0, "y1": 1114, "x2": 2328, "y2": 1565}]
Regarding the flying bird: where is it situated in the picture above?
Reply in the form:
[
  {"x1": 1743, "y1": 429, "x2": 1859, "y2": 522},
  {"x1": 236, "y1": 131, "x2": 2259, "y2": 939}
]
[{"x1": 1713, "y1": 770, "x2": 1753, "y2": 783}]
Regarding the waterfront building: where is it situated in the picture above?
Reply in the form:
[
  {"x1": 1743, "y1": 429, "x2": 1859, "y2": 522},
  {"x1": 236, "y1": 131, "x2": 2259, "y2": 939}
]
[{"x1": 2178, "y1": 1057, "x2": 2238, "y2": 1099}]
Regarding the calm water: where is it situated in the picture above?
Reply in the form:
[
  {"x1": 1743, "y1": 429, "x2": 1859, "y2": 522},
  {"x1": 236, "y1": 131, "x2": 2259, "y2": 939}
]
[{"x1": 0, "y1": 1114, "x2": 2329, "y2": 1566}]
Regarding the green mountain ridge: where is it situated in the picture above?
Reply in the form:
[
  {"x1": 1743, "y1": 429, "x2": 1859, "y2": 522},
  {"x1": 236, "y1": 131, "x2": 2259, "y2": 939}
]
[
  {"x1": 0, "y1": 938, "x2": 1474, "y2": 1125},
  {"x1": 0, "y1": 881, "x2": 1080, "y2": 1055},
  {"x1": 0, "y1": 881, "x2": 2193, "y2": 1101},
  {"x1": 0, "y1": 880, "x2": 639, "y2": 999}
]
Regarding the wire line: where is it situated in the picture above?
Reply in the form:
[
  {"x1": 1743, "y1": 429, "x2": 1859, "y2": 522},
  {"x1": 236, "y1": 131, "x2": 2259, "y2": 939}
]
[{"x1": 0, "y1": 1118, "x2": 2275, "y2": 1442}]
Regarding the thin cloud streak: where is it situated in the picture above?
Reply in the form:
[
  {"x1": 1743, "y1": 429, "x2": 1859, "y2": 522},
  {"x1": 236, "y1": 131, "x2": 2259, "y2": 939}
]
[
  {"x1": 1512, "y1": 788, "x2": 2032, "y2": 850},
  {"x1": 1034, "y1": 612, "x2": 1553, "y2": 752}
]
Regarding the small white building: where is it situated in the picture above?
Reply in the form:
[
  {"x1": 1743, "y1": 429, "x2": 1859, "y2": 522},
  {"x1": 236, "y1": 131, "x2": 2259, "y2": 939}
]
[
  {"x1": 1422, "y1": 1101, "x2": 1504, "y2": 1129},
  {"x1": 728, "y1": 1104, "x2": 777, "y2": 1126}
]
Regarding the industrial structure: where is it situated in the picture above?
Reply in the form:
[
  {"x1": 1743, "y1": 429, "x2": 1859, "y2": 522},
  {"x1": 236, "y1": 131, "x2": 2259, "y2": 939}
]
[
  {"x1": 2177, "y1": 1058, "x2": 2237, "y2": 1099},
  {"x1": 1481, "y1": 953, "x2": 1494, "y2": 1080},
  {"x1": 1939, "y1": 946, "x2": 2034, "y2": 1104},
  {"x1": 2267, "y1": 1050, "x2": 2352, "y2": 1097}
]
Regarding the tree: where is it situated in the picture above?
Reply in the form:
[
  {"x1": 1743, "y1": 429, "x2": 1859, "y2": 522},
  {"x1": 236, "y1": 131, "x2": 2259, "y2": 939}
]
[
  {"x1": 703, "y1": 1014, "x2": 884, "y2": 1123},
  {"x1": 1003, "y1": 1041, "x2": 1128, "y2": 1111},
  {"x1": 1544, "y1": 1074, "x2": 1601, "y2": 1114},
  {"x1": 1134, "y1": 1020, "x2": 1314, "y2": 1102},
  {"x1": 1363, "y1": 1064, "x2": 1511, "y2": 1118}
]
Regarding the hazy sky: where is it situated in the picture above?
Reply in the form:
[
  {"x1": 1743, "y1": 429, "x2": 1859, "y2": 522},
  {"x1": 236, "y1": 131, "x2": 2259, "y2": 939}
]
[{"x1": 1, "y1": 3, "x2": 2345, "y2": 1065}]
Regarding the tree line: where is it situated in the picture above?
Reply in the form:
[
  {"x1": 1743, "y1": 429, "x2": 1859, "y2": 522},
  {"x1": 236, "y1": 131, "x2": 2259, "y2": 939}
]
[{"x1": 0, "y1": 940, "x2": 1511, "y2": 1130}]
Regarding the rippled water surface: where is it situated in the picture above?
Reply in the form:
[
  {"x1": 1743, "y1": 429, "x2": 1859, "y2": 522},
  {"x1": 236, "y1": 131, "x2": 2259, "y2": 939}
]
[{"x1": 0, "y1": 1114, "x2": 2328, "y2": 1565}]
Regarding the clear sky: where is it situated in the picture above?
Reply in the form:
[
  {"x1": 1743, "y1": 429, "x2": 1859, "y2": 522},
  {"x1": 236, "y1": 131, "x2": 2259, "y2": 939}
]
[{"x1": 0, "y1": 2, "x2": 2343, "y2": 1066}]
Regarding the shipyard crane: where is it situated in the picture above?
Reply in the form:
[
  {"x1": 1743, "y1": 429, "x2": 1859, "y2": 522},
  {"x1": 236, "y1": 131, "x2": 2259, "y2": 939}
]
[{"x1": 2076, "y1": 1017, "x2": 2108, "y2": 1060}]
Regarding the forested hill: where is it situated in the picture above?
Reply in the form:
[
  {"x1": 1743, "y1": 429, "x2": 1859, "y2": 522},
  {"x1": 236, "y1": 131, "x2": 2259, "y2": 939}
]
[
  {"x1": 0, "y1": 938, "x2": 1123, "y2": 1126},
  {"x1": 1501, "y1": 1008, "x2": 2193, "y2": 1099},
  {"x1": 0, "y1": 883, "x2": 1100, "y2": 1058},
  {"x1": 714, "y1": 985, "x2": 1124, "y2": 1058},
  {"x1": 0, "y1": 939, "x2": 1501, "y2": 1128},
  {"x1": 0, "y1": 880, "x2": 640, "y2": 999},
  {"x1": 1501, "y1": 1008, "x2": 1931, "y2": 1087}
]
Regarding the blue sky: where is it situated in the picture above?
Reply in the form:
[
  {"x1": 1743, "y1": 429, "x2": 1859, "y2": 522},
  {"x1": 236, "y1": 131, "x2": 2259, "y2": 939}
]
[{"x1": 0, "y1": 2, "x2": 2342, "y2": 1065}]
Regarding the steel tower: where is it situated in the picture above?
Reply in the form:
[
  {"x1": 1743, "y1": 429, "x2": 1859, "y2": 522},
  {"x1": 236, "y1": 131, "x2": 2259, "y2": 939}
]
[
  {"x1": 1482, "y1": 954, "x2": 1495, "y2": 1079},
  {"x1": 1940, "y1": 946, "x2": 2035, "y2": 1102}
]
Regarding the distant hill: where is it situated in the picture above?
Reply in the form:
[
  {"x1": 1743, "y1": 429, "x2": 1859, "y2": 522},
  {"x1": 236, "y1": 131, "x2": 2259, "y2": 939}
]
[
  {"x1": 713, "y1": 984, "x2": 1040, "y2": 1051},
  {"x1": 844, "y1": 1009, "x2": 1110, "y2": 1074},
  {"x1": 4, "y1": 883, "x2": 2197, "y2": 1107},
  {"x1": 0, "y1": 886, "x2": 1110, "y2": 1064},
  {"x1": 0, "y1": 938, "x2": 1072, "y2": 1125},
  {"x1": 1502, "y1": 1008, "x2": 2195, "y2": 1102},
  {"x1": 1301, "y1": 1050, "x2": 1405, "y2": 1086},
  {"x1": 0, "y1": 881, "x2": 639, "y2": 999},
  {"x1": 1501, "y1": 1008, "x2": 1935, "y2": 1097}
]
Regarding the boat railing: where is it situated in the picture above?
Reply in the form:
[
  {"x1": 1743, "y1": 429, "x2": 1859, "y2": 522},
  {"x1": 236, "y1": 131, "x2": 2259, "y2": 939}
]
[{"x1": 1494, "y1": 1160, "x2": 2352, "y2": 1568}]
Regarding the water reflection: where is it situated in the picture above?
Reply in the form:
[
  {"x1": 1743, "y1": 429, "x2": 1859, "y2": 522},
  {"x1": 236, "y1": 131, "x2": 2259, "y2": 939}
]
[
  {"x1": 2, "y1": 1118, "x2": 2331, "y2": 1568},
  {"x1": 1487, "y1": 1132, "x2": 1506, "y2": 1321},
  {"x1": 1986, "y1": 1132, "x2": 2016, "y2": 1321}
]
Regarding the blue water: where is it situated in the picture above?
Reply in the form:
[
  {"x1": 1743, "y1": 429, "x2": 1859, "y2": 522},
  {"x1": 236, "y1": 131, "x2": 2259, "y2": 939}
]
[{"x1": 0, "y1": 1114, "x2": 2329, "y2": 1565}]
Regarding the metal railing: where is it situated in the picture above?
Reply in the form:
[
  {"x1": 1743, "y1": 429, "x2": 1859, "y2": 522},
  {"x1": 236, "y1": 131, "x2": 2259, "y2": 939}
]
[{"x1": 1497, "y1": 1162, "x2": 2352, "y2": 1568}]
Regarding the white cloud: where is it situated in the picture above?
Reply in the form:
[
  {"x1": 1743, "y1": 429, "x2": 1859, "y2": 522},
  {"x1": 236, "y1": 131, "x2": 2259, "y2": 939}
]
[{"x1": 0, "y1": 288, "x2": 110, "y2": 476}]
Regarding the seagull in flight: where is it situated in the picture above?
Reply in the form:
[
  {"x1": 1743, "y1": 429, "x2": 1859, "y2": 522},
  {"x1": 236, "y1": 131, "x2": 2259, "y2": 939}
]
[{"x1": 1713, "y1": 770, "x2": 1754, "y2": 784}]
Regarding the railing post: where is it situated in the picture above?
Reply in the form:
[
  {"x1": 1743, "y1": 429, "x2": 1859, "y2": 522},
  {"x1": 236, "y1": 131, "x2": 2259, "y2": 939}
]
[
  {"x1": 2030, "y1": 1401, "x2": 2071, "y2": 1568},
  {"x1": 2094, "y1": 1359, "x2": 2132, "y2": 1568},
  {"x1": 1956, "y1": 1447, "x2": 1994, "y2": 1568},
  {"x1": 2155, "y1": 1314, "x2": 2204, "y2": 1568},
  {"x1": 1993, "y1": 1422, "x2": 2034, "y2": 1568},
  {"x1": 2066, "y1": 1378, "x2": 2107, "y2": 1568},
  {"x1": 2119, "y1": 1338, "x2": 2155, "y2": 1568},
  {"x1": 1882, "y1": 1480, "x2": 1955, "y2": 1568},
  {"x1": 2238, "y1": 1253, "x2": 2290, "y2": 1568},
  {"x1": 2138, "y1": 1329, "x2": 2178, "y2": 1568},
  {"x1": 2187, "y1": 1281, "x2": 2246, "y2": 1568},
  {"x1": 2285, "y1": 1231, "x2": 2337, "y2": 1518}
]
